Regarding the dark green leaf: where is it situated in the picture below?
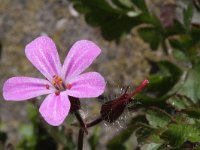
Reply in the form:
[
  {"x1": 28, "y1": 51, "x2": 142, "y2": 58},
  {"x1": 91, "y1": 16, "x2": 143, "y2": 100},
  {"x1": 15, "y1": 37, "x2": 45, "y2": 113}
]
[
  {"x1": 146, "y1": 134, "x2": 164, "y2": 144},
  {"x1": 183, "y1": 4, "x2": 193, "y2": 31},
  {"x1": 146, "y1": 109, "x2": 171, "y2": 128},
  {"x1": 146, "y1": 61, "x2": 182, "y2": 96},
  {"x1": 111, "y1": 0, "x2": 133, "y2": 9},
  {"x1": 172, "y1": 49, "x2": 190, "y2": 63},
  {"x1": 158, "y1": 61, "x2": 182, "y2": 78},
  {"x1": 138, "y1": 27, "x2": 161, "y2": 50},
  {"x1": 72, "y1": 0, "x2": 143, "y2": 40},
  {"x1": 165, "y1": 20, "x2": 186, "y2": 36},
  {"x1": 169, "y1": 38, "x2": 184, "y2": 51},
  {"x1": 191, "y1": 26, "x2": 200, "y2": 41},
  {"x1": 130, "y1": 0, "x2": 149, "y2": 14},
  {"x1": 183, "y1": 107, "x2": 200, "y2": 119},
  {"x1": 161, "y1": 124, "x2": 200, "y2": 146},
  {"x1": 135, "y1": 126, "x2": 155, "y2": 143},
  {"x1": 167, "y1": 96, "x2": 193, "y2": 110}
]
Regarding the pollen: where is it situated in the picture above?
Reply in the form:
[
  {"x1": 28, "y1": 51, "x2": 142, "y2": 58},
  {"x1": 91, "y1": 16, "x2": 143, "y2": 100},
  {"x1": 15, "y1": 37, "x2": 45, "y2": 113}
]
[
  {"x1": 52, "y1": 75, "x2": 72, "y2": 91},
  {"x1": 52, "y1": 75, "x2": 63, "y2": 86},
  {"x1": 52, "y1": 75, "x2": 64, "y2": 91}
]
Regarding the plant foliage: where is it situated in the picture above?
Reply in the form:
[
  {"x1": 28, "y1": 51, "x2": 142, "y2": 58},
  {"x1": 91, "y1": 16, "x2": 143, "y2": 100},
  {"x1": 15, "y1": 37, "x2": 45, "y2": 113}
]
[{"x1": 72, "y1": 0, "x2": 200, "y2": 149}]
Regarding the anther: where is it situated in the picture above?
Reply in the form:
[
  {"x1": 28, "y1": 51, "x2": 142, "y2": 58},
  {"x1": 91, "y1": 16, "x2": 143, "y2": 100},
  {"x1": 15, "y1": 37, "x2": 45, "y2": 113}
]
[
  {"x1": 45, "y1": 84, "x2": 50, "y2": 89},
  {"x1": 52, "y1": 75, "x2": 64, "y2": 91},
  {"x1": 66, "y1": 84, "x2": 72, "y2": 90},
  {"x1": 55, "y1": 91, "x2": 60, "y2": 96}
]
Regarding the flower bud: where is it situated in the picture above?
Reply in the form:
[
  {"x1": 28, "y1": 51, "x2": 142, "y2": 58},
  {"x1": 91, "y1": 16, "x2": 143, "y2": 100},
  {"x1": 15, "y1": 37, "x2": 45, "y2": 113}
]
[
  {"x1": 100, "y1": 79, "x2": 149, "y2": 123},
  {"x1": 100, "y1": 93, "x2": 129, "y2": 123}
]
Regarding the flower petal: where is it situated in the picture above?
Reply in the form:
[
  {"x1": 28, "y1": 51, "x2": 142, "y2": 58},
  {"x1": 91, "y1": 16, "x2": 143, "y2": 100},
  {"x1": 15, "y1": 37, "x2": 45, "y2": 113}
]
[
  {"x1": 39, "y1": 92, "x2": 71, "y2": 126},
  {"x1": 67, "y1": 72, "x2": 106, "y2": 98},
  {"x1": 3, "y1": 77, "x2": 54, "y2": 101},
  {"x1": 62, "y1": 40, "x2": 101, "y2": 81},
  {"x1": 25, "y1": 36, "x2": 62, "y2": 81}
]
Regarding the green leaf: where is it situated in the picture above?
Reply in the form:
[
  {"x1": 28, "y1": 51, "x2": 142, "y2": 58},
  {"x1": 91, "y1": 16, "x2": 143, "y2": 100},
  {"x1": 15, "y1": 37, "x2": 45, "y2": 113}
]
[
  {"x1": 191, "y1": 26, "x2": 200, "y2": 41},
  {"x1": 169, "y1": 38, "x2": 184, "y2": 51},
  {"x1": 140, "y1": 143, "x2": 162, "y2": 150},
  {"x1": 111, "y1": 0, "x2": 133, "y2": 9},
  {"x1": 147, "y1": 75, "x2": 171, "y2": 96},
  {"x1": 146, "y1": 134, "x2": 164, "y2": 144},
  {"x1": 124, "y1": 132, "x2": 137, "y2": 150},
  {"x1": 178, "y1": 64, "x2": 200, "y2": 103},
  {"x1": 130, "y1": 0, "x2": 149, "y2": 14},
  {"x1": 161, "y1": 124, "x2": 200, "y2": 146},
  {"x1": 172, "y1": 49, "x2": 190, "y2": 63},
  {"x1": 183, "y1": 4, "x2": 193, "y2": 31},
  {"x1": 73, "y1": 3, "x2": 91, "y2": 14},
  {"x1": 183, "y1": 107, "x2": 200, "y2": 119},
  {"x1": 135, "y1": 126, "x2": 155, "y2": 143},
  {"x1": 165, "y1": 20, "x2": 186, "y2": 36},
  {"x1": 146, "y1": 109, "x2": 171, "y2": 128},
  {"x1": 167, "y1": 96, "x2": 193, "y2": 110},
  {"x1": 158, "y1": 61, "x2": 182, "y2": 78},
  {"x1": 169, "y1": 35, "x2": 199, "y2": 63},
  {"x1": 72, "y1": 0, "x2": 142, "y2": 40},
  {"x1": 147, "y1": 61, "x2": 182, "y2": 96},
  {"x1": 138, "y1": 27, "x2": 161, "y2": 50}
]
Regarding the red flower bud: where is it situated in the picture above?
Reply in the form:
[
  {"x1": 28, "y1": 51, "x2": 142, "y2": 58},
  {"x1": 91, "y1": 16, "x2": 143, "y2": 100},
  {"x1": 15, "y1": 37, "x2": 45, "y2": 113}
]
[{"x1": 100, "y1": 79, "x2": 149, "y2": 123}]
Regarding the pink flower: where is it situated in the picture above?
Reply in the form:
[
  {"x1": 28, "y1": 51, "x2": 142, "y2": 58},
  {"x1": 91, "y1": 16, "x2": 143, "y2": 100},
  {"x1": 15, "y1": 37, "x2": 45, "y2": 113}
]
[{"x1": 3, "y1": 36, "x2": 106, "y2": 126}]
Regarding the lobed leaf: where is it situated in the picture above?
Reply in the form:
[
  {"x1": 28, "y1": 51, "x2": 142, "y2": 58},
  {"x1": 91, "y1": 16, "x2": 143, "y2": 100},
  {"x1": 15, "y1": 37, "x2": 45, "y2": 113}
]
[
  {"x1": 146, "y1": 109, "x2": 171, "y2": 128},
  {"x1": 161, "y1": 124, "x2": 200, "y2": 146}
]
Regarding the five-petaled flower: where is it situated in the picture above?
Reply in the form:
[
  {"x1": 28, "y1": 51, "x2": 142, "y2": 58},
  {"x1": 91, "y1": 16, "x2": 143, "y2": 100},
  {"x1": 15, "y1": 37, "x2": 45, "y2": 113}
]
[{"x1": 3, "y1": 36, "x2": 106, "y2": 126}]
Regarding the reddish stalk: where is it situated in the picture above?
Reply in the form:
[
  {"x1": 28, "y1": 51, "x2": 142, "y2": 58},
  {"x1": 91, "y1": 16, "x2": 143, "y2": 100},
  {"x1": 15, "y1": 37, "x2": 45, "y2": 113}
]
[
  {"x1": 75, "y1": 79, "x2": 149, "y2": 150},
  {"x1": 127, "y1": 79, "x2": 149, "y2": 101},
  {"x1": 74, "y1": 111, "x2": 88, "y2": 134},
  {"x1": 77, "y1": 129, "x2": 84, "y2": 150},
  {"x1": 87, "y1": 117, "x2": 103, "y2": 128}
]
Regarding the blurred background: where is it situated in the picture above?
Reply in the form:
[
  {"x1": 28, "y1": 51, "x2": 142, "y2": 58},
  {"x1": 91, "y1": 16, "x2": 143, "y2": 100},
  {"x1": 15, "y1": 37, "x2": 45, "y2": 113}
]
[{"x1": 0, "y1": 0, "x2": 200, "y2": 150}]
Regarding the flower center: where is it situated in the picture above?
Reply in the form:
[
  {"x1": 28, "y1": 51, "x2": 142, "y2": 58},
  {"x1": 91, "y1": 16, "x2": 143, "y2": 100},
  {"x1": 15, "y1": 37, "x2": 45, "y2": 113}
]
[
  {"x1": 46, "y1": 75, "x2": 72, "y2": 95},
  {"x1": 52, "y1": 75, "x2": 64, "y2": 91}
]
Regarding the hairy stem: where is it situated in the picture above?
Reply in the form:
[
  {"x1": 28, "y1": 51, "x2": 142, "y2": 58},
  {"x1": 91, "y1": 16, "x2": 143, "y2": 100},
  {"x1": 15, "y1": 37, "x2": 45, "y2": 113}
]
[
  {"x1": 87, "y1": 117, "x2": 103, "y2": 128},
  {"x1": 74, "y1": 111, "x2": 88, "y2": 134},
  {"x1": 78, "y1": 129, "x2": 84, "y2": 150}
]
